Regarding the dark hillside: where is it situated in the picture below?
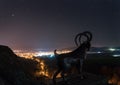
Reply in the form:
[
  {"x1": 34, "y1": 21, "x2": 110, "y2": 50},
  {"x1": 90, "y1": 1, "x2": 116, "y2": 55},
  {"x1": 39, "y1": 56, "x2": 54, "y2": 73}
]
[{"x1": 0, "y1": 45, "x2": 45, "y2": 85}]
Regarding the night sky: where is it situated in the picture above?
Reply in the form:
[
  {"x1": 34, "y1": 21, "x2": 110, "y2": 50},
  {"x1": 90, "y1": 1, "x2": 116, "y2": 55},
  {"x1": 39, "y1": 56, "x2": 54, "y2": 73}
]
[{"x1": 0, "y1": 0, "x2": 119, "y2": 50}]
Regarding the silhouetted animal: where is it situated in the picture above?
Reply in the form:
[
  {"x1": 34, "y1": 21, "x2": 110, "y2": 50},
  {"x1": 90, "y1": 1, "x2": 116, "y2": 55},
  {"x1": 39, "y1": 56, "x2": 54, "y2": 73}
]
[{"x1": 52, "y1": 31, "x2": 92, "y2": 85}]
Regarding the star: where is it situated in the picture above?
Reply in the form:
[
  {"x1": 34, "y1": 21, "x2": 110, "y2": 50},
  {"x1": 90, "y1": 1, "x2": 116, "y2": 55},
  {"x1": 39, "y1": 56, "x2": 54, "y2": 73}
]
[{"x1": 11, "y1": 13, "x2": 15, "y2": 17}]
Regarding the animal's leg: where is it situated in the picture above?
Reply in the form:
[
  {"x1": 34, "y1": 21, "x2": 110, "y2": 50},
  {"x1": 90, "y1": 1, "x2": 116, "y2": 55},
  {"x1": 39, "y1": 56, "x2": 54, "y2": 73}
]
[
  {"x1": 76, "y1": 59, "x2": 81, "y2": 74},
  {"x1": 61, "y1": 70, "x2": 66, "y2": 82},
  {"x1": 80, "y1": 59, "x2": 84, "y2": 79},
  {"x1": 61, "y1": 70, "x2": 69, "y2": 85},
  {"x1": 61, "y1": 68, "x2": 71, "y2": 85},
  {"x1": 53, "y1": 69, "x2": 61, "y2": 85}
]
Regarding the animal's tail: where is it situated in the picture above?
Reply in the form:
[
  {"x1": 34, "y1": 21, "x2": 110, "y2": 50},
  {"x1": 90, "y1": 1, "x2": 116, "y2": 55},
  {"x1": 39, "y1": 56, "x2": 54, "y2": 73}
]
[{"x1": 54, "y1": 49, "x2": 58, "y2": 56}]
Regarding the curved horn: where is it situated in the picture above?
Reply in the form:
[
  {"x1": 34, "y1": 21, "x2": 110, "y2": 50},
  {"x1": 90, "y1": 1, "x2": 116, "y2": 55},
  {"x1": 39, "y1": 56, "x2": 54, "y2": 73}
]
[
  {"x1": 75, "y1": 31, "x2": 92, "y2": 46},
  {"x1": 79, "y1": 33, "x2": 89, "y2": 44},
  {"x1": 83, "y1": 31, "x2": 92, "y2": 41},
  {"x1": 74, "y1": 33, "x2": 82, "y2": 46}
]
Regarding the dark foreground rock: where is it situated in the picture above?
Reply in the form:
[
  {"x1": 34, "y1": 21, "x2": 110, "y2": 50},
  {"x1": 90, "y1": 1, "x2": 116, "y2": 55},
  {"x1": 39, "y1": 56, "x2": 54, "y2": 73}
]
[
  {"x1": 48, "y1": 73, "x2": 108, "y2": 85},
  {"x1": 0, "y1": 45, "x2": 45, "y2": 85}
]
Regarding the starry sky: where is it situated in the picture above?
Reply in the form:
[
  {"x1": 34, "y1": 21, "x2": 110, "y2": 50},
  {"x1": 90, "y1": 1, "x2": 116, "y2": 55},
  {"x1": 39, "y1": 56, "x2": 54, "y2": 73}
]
[{"x1": 0, "y1": 0, "x2": 119, "y2": 50}]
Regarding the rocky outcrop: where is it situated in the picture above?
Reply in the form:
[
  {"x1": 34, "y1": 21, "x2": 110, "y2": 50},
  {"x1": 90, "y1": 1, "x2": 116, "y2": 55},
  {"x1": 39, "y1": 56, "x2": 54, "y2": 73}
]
[{"x1": 0, "y1": 45, "x2": 44, "y2": 85}]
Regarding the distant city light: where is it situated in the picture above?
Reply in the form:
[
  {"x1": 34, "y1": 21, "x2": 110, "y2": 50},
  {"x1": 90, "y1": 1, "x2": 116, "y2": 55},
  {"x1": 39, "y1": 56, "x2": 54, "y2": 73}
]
[
  {"x1": 14, "y1": 49, "x2": 71, "y2": 59},
  {"x1": 36, "y1": 51, "x2": 54, "y2": 57},
  {"x1": 108, "y1": 48, "x2": 116, "y2": 51},
  {"x1": 112, "y1": 54, "x2": 120, "y2": 57},
  {"x1": 49, "y1": 54, "x2": 54, "y2": 58},
  {"x1": 97, "y1": 51, "x2": 102, "y2": 53}
]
